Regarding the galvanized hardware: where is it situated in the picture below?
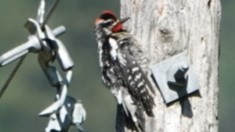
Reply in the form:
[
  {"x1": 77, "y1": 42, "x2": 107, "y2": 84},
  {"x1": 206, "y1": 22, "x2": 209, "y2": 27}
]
[
  {"x1": 151, "y1": 51, "x2": 200, "y2": 104},
  {"x1": 0, "y1": 0, "x2": 86, "y2": 131}
]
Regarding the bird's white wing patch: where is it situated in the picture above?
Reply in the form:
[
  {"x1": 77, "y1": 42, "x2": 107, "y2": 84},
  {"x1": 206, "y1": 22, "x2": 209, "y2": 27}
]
[{"x1": 109, "y1": 38, "x2": 118, "y2": 61}]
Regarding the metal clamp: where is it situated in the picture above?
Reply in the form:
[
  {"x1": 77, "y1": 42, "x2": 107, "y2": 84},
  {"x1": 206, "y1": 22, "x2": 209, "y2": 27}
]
[{"x1": 0, "y1": 0, "x2": 86, "y2": 131}]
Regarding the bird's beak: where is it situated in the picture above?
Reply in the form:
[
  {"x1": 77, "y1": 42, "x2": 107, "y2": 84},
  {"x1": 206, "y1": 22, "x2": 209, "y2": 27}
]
[{"x1": 120, "y1": 17, "x2": 130, "y2": 24}]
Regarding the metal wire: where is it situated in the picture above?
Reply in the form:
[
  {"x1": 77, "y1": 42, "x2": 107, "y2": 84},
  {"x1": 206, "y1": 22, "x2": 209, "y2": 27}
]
[
  {"x1": 0, "y1": 55, "x2": 26, "y2": 99},
  {"x1": 42, "y1": 0, "x2": 61, "y2": 27}
]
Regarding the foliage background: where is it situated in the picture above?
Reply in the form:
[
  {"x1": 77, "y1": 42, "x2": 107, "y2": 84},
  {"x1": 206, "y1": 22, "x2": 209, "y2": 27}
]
[{"x1": 0, "y1": 0, "x2": 232, "y2": 131}]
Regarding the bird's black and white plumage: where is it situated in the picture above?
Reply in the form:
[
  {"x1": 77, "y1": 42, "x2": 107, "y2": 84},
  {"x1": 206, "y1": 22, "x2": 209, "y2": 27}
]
[{"x1": 94, "y1": 10, "x2": 155, "y2": 132}]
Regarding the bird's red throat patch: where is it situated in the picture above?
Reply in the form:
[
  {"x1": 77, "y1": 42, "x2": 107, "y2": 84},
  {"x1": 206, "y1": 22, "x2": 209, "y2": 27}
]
[{"x1": 112, "y1": 22, "x2": 123, "y2": 32}]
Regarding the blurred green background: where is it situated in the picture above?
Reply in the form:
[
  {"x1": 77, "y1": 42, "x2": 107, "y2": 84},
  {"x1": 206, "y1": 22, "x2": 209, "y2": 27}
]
[{"x1": 0, "y1": 0, "x2": 232, "y2": 131}]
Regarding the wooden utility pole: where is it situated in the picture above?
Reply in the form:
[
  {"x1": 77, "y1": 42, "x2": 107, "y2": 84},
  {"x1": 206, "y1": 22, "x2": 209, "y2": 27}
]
[{"x1": 121, "y1": 0, "x2": 221, "y2": 131}]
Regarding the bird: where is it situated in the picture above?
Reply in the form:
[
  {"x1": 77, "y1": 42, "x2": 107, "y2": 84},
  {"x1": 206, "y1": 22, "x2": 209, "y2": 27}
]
[{"x1": 94, "y1": 10, "x2": 155, "y2": 132}]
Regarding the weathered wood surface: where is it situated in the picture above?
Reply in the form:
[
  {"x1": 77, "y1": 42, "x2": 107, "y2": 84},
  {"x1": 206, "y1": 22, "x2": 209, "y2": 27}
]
[{"x1": 120, "y1": 0, "x2": 221, "y2": 131}]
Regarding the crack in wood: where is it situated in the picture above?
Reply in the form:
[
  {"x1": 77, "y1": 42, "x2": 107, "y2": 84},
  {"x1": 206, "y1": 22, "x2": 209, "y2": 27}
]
[{"x1": 208, "y1": 0, "x2": 212, "y2": 8}]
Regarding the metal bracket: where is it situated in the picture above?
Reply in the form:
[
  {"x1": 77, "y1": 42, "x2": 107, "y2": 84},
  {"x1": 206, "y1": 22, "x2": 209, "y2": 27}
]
[
  {"x1": 151, "y1": 51, "x2": 200, "y2": 104},
  {"x1": 45, "y1": 96, "x2": 86, "y2": 132}
]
